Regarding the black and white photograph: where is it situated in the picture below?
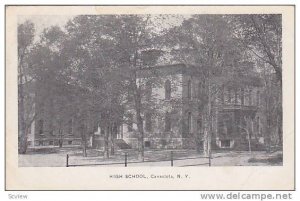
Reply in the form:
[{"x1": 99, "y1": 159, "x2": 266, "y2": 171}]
[
  {"x1": 17, "y1": 13, "x2": 284, "y2": 167},
  {"x1": 5, "y1": 5, "x2": 295, "y2": 190}
]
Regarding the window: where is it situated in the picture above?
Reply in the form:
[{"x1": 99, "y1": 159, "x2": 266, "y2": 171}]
[
  {"x1": 145, "y1": 113, "x2": 152, "y2": 132},
  {"x1": 145, "y1": 141, "x2": 151, "y2": 148},
  {"x1": 49, "y1": 141, "x2": 53, "y2": 145},
  {"x1": 249, "y1": 89, "x2": 252, "y2": 105},
  {"x1": 101, "y1": 127, "x2": 105, "y2": 135},
  {"x1": 234, "y1": 89, "x2": 238, "y2": 104},
  {"x1": 27, "y1": 124, "x2": 31, "y2": 135},
  {"x1": 68, "y1": 119, "x2": 73, "y2": 135},
  {"x1": 187, "y1": 80, "x2": 192, "y2": 100},
  {"x1": 221, "y1": 140, "x2": 230, "y2": 148},
  {"x1": 197, "y1": 116, "x2": 203, "y2": 132},
  {"x1": 228, "y1": 88, "x2": 232, "y2": 103},
  {"x1": 165, "y1": 80, "x2": 171, "y2": 100},
  {"x1": 39, "y1": 141, "x2": 43, "y2": 146},
  {"x1": 38, "y1": 119, "x2": 44, "y2": 135},
  {"x1": 127, "y1": 114, "x2": 133, "y2": 132},
  {"x1": 256, "y1": 90, "x2": 260, "y2": 105},
  {"x1": 68, "y1": 140, "x2": 72, "y2": 145},
  {"x1": 198, "y1": 81, "x2": 203, "y2": 98},
  {"x1": 187, "y1": 112, "x2": 192, "y2": 133},
  {"x1": 241, "y1": 88, "x2": 244, "y2": 105},
  {"x1": 145, "y1": 81, "x2": 152, "y2": 101},
  {"x1": 165, "y1": 112, "x2": 171, "y2": 132}
]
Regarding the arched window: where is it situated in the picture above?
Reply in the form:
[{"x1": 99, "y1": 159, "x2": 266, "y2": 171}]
[
  {"x1": 228, "y1": 88, "x2": 232, "y2": 103},
  {"x1": 165, "y1": 112, "x2": 171, "y2": 132},
  {"x1": 187, "y1": 112, "x2": 192, "y2": 133},
  {"x1": 165, "y1": 80, "x2": 171, "y2": 100},
  {"x1": 197, "y1": 116, "x2": 203, "y2": 132},
  {"x1": 187, "y1": 80, "x2": 192, "y2": 99},
  {"x1": 198, "y1": 81, "x2": 202, "y2": 99},
  {"x1": 234, "y1": 89, "x2": 238, "y2": 104},
  {"x1": 256, "y1": 90, "x2": 260, "y2": 105},
  {"x1": 249, "y1": 89, "x2": 253, "y2": 105},
  {"x1": 241, "y1": 88, "x2": 245, "y2": 105}
]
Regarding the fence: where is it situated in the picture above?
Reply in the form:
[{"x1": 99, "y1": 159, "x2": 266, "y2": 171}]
[{"x1": 66, "y1": 151, "x2": 212, "y2": 167}]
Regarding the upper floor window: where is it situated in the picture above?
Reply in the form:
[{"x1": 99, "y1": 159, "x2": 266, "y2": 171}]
[
  {"x1": 187, "y1": 80, "x2": 192, "y2": 100},
  {"x1": 165, "y1": 80, "x2": 171, "y2": 100}
]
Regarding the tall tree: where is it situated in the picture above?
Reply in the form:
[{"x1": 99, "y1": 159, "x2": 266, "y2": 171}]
[
  {"x1": 166, "y1": 15, "x2": 257, "y2": 156},
  {"x1": 101, "y1": 15, "x2": 164, "y2": 161},
  {"x1": 62, "y1": 16, "x2": 128, "y2": 157},
  {"x1": 18, "y1": 21, "x2": 35, "y2": 154},
  {"x1": 232, "y1": 15, "x2": 282, "y2": 148}
]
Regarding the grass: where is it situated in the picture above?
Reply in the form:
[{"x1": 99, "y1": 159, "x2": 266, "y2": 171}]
[{"x1": 248, "y1": 153, "x2": 283, "y2": 165}]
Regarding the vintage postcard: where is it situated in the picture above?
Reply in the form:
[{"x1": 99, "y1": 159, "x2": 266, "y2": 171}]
[{"x1": 5, "y1": 5, "x2": 295, "y2": 190}]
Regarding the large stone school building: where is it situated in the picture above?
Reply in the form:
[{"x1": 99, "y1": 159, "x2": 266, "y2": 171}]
[{"x1": 26, "y1": 63, "x2": 265, "y2": 151}]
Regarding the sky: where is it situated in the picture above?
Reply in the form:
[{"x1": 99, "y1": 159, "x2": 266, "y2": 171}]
[
  {"x1": 18, "y1": 15, "x2": 190, "y2": 40},
  {"x1": 18, "y1": 15, "x2": 75, "y2": 40}
]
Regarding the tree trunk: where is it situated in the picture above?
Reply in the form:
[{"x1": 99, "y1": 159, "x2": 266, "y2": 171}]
[
  {"x1": 19, "y1": 124, "x2": 28, "y2": 154},
  {"x1": 203, "y1": 78, "x2": 212, "y2": 157},
  {"x1": 104, "y1": 125, "x2": 110, "y2": 159},
  {"x1": 132, "y1": 78, "x2": 144, "y2": 161},
  {"x1": 203, "y1": 110, "x2": 212, "y2": 157},
  {"x1": 277, "y1": 112, "x2": 283, "y2": 147},
  {"x1": 18, "y1": 74, "x2": 28, "y2": 154},
  {"x1": 110, "y1": 123, "x2": 115, "y2": 155},
  {"x1": 247, "y1": 130, "x2": 252, "y2": 153},
  {"x1": 59, "y1": 125, "x2": 63, "y2": 148},
  {"x1": 82, "y1": 130, "x2": 87, "y2": 157},
  {"x1": 136, "y1": 114, "x2": 144, "y2": 161}
]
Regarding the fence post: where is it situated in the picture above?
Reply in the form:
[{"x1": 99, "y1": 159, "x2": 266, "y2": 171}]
[
  {"x1": 170, "y1": 151, "x2": 173, "y2": 167},
  {"x1": 66, "y1": 154, "x2": 69, "y2": 167},
  {"x1": 125, "y1": 152, "x2": 127, "y2": 167}
]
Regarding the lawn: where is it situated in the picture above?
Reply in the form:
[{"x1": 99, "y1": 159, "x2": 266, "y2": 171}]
[{"x1": 19, "y1": 147, "x2": 283, "y2": 167}]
